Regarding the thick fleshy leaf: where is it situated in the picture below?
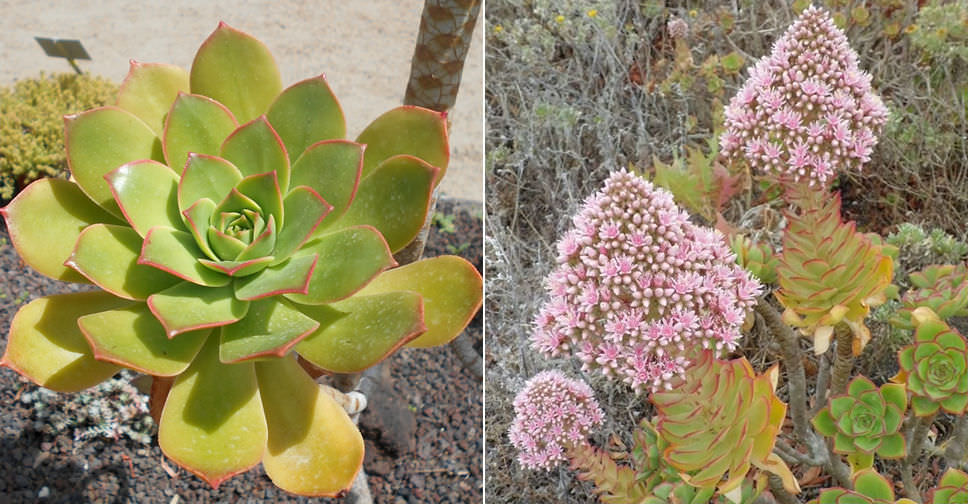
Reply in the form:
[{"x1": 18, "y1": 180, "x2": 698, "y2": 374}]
[
  {"x1": 116, "y1": 61, "x2": 190, "y2": 135},
  {"x1": 284, "y1": 226, "x2": 395, "y2": 305},
  {"x1": 78, "y1": 304, "x2": 209, "y2": 376},
  {"x1": 66, "y1": 106, "x2": 163, "y2": 216},
  {"x1": 334, "y1": 155, "x2": 437, "y2": 252},
  {"x1": 290, "y1": 140, "x2": 363, "y2": 229},
  {"x1": 235, "y1": 216, "x2": 277, "y2": 262},
  {"x1": 256, "y1": 356, "x2": 363, "y2": 496},
  {"x1": 183, "y1": 199, "x2": 218, "y2": 260},
  {"x1": 139, "y1": 227, "x2": 230, "y2": 287},
  {"x1": 1, "y1": 178, "x2": 122, "y2": 282},
  {"x1": 355, "y1": 106, "x2": 449, "y2": 180},
  {"x1": 272, "y1": 186, "x2": 332, "y2": 261},
  {"x1": 178, "y1": 154, "x2": 243, "y2": 216},
  {"x1": 189, "y1": 22, "x2": 282, "y2": 124},
  {"x1": 220, "y1": 116, "x2": 290, "y2": 192},
  {"x1": 148, "y1": 282, "x2": 249, "y2": 337},
  {"x1": 218, "y1": 297, "x2": 319, "y2": 363},
  {"x1": 235, "y1": 171, "x2": 284, "y2": 230},
  {"x1": 159, "y1": 336, "x2": 267, "y2": 488},
  {"x1": 67, "y1": 224, "x2": 180, "y2": 300},
  {"x1": 234, "y1": 254, "x2": 317, "y2": 301},
  {"x1": 295, "y1": 292, "x2": 425, "y2": 373},
  {"x1": 164, "y1": 93, "x2": 238, "y2": 172},
  {"x1": 106, "y1": 160, "x2": 182, "y2": 236},
  {"x1": 356, "y1": 256, "x2": 482, "y2": 347},
  {"x1": 1, "y1": 292, "x2": 126, "y2": 392},
  {"x1": 199, "y1": 256, "x2": 274, "y2": 277},
  {"x1": 266, "y1": 75, "x2": 345, "y2": 160}
]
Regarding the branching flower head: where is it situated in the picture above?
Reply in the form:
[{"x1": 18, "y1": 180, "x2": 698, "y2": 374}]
[
  {"x1": 532, "y1": 170, "x2": 761, "y2": 393},
  {"x1": 720, "y1": 5, "x2": 888, "y2": 187},
  {"x1": 508, "y1": 370, "x2": 604, "y2": 470}
]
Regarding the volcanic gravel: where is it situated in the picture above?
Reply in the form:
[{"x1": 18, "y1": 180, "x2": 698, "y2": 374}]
[{"x1": 0, "y1": 197, "x2": 482, "y2": 504}]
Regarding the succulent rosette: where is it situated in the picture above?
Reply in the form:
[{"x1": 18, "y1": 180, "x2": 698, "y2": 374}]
[
  {"x1": 651, "y1": 351, "x2": 799, "y2": 496},
  {"x1": 812, "y1": 376, "x2": 906, "y2": 462},
  {"x1": 775, "y1": 194, "x2": 893, "y2": 355},
  {"x1": 927, "y1": 468, "x2": 968, "y2": 504},
  {"x1": 0, "y1": 23, "x2": 482, "y2": 495},
  {"x1": 895, "y1": 308, "x2": 968, "y2": 417},
  {"x1": 815, "y1": 469, "x2": 917, "y2": 504}
]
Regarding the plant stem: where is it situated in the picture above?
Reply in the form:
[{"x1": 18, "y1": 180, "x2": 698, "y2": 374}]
[
  {"x1": 830, "y1": 324, "x2": 854, "y2": 397},
  {"x1": 945, "y1": 416, "x2": 968, "y2": 469},
  {"x1": 810, "y1": 351, "x2": 831, "y2": 417},
  {"x1": 755, "y1": 299, "x2": 811, "y2": 445},
  {"x1": 902, "y1": 413, "x2": 936, "y2": 503},
  {"x1": 767, "y1": 473, "x2": 800, "y2": 504}
]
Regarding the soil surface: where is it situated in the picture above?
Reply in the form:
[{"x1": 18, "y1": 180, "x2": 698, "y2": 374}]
[
  {"x1": 0, "y1": 0, "x2": 483, "y2": 203},
  {"x1": 0, "y1": 197, "x2": 482, "y2": 504}
]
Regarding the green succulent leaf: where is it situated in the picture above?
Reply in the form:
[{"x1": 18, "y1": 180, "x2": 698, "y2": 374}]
[
  {"x1": 1, "y1": 292, "x2": 127, "y2": 392},
  {"x1": 178, "y1": 154, "x2": 243, "y2": 218},
  {"x1": 78, "y1": 303, "x2": 209, "y2": 376},
  {"x1": 189, "y1": 22, "x2": 282, "y2": 124},
  {"x1": 271, "y1": 186, "x2": 332, "y2": 261},
  {"x1": 234, "y1": 254, "x2": 318, "y2": 301},
  {"x1": 147, "y1": 282, "x2": 249, "y2": 337},
  {"x1": 334, "y1": 155, "x2": 437, "y2": 253},
  {"x1": 285, "y1": 225, "x2": 395, "y2": 305},
  {"x1": 290, "y1": 140, "x2": 363, "y2": 229},
  {"x1": 199, "y1": 256, "x2": 275, "y2": 277},
  {"x1": 140, "y1": 226, "x2": 230, "y2": 287},
  {"x1": 159, "y1": 336, "x2": 267, "y2": 488},
  {"x1": 355, "y1": 105, "x2": 449, "y2": 181},
  {"x1": 218, "y1": 297, "x2": 319, "y2": 363},
  {"x1": 234, "y1": 171, "x2": 284, "y2": 231},
  {"x1": 255, "y1": 356, "x2": 363, "y2": 496},
  {"x1": 163, "y1": 93, "x2": 238, "y2": 172},
  {"x1": 116, "y1": 61, "x2": 190, "y2": 136},
  {"x1": 65, "y1": 106, "x2": 163, "y2": 217},
  {"x1": 106, "y1": 160, "x2": 182, "y2": 236},
  {"x1": 295, "y1": 291, "x2": 425, "y2": 373},
  {"x1": 266, "y1": 75, "x2": 345, "y2": 160},
  {"x1": 182, "y1": 199, "x2": 218, "y2": 260},
  {"x1": 67, "y1": 223, "x2": 180, "y2": 300},
  {"x1": 357, "y1": 255, "x2": 482, "y2": 348},
  {"x1": 1, "y1": 178, "x2": 123, "y2": 282},
  {"x1": 220, "y1": 116, "x2": 290, "y2": 193}
]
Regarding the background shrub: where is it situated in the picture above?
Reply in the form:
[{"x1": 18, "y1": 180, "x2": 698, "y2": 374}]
[{"x1": 0, "y1": 73, "x2": 118, "y2": 201}]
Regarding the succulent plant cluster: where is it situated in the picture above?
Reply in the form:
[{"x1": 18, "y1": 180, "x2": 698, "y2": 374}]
[
  {"x1": 895, "y1": 308, "x2": 968, "y2": 417},
  {"x1": 928, "y1": 468, "x2": 968, "y2": 504},
  {"x1": 508, "y1": 370, "x2": 604, "y2": 470},
  {"x1": 532, "y1": 170, "x2": 761, "y2": 393},
  {"x1": 775, "y1": 194, "x2": 893, "y2": 354},
  {"x1": 731, "y1": 234, "x2": 778, "y2": 284},
  {"x1": 719, "y1": 5, "x2": 888, "y2": 188},
  {"x1": 817, "y1": 469, "x2": 917, "y2": 504},
  {"x1": 0, "y1": 22, "x2": 482, "y2": 496},
  {"x1": 890, "y1": 264, "x2": 968, "y2": 329},
  {"x1": 651, "y1": 351, "x2": 797, "y2": 496}
]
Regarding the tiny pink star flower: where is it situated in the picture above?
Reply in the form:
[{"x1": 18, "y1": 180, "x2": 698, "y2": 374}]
[
  {"x1": 532, "y1": 170, "x2": 761, "y2": 393},
  {"x1": 719, "y1": 5, "x2": 888, "y2": 188},
  {"x1": 508, "y1": 371, "x2": 604, "y2": 470}
]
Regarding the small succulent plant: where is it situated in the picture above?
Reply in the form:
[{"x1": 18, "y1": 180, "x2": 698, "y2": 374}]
[
  {"x1": 720, "y1": 5, "x2": 888, "y2": 188},
  {"x1": 532, "y1": 170, "x2": 761, "y2": 393},
  {"x1": 731, "y1": 234, "x2": 778, "y2": 284},
  {"x1": 890, "y1": 264, "x2": 968, "y2": 329},
  {"x1": 812, "y1": 376, "x2": 906, "y2": 464},
  {"x1": 0, "y1": 22, "x2": 482, "y2": 496},
  {"x1": 775, "y1": 194, "x2": 893, "y2": 354},
  {"x1": 815, "y1": 469, "x2": 917, "y2": 504},
  {"x1": 927, "y1": 468, "x2": 968, "y2": 504},
  {"x1": 894, "y1": 307, "x2": 968, "y2": 417},
  {"x1": 508, "y1": 370, "x2": 604, "y2": 470},
  {"x1": 651, "y1": 351, "x2": 798, "y2": 497}
]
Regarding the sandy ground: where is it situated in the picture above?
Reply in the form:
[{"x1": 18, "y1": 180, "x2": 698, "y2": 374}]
[{"x1": 0, "y1": 0, "x2": 483, "y2": 202}]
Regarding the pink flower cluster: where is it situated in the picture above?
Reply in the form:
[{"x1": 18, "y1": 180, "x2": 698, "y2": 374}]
[
  {"x1": 667, "y1": 17, "x2": 689, "y2": 39},
  {"x1": 508, "y1": 370, "x2": 604, "y2": 470},
  {"x1": 532, "y1": 171, "x2": 761, "y2": 393},
  {"x1": 720, "y1": 5, "x2": 888, "y2": 187}
]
